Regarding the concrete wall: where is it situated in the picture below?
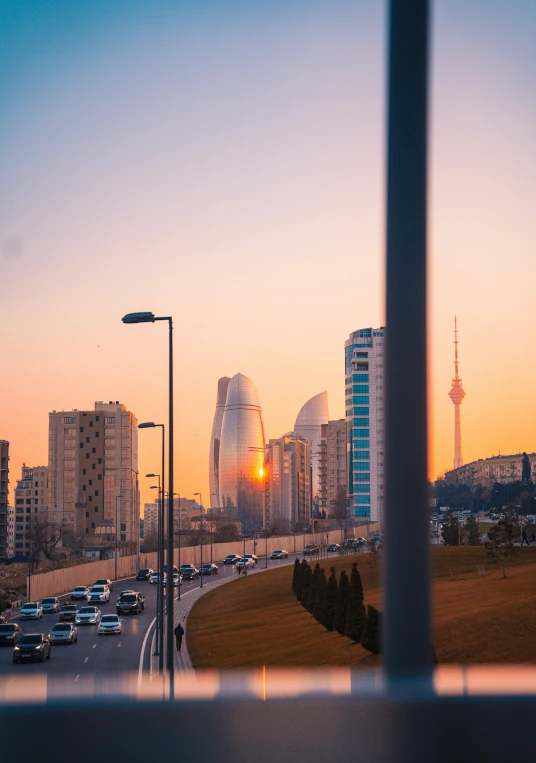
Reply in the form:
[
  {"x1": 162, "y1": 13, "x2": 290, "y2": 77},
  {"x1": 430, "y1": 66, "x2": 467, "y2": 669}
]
[{"x1": 28, "y1": 524, "x2": 380, "y2": 600}]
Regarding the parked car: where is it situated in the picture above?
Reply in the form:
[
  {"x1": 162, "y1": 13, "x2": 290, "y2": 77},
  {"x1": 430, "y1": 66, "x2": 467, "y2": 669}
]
[
  {"x1": 88, "y1": 585, "x2": 110, "y2": 604},
  {"x1": 200, "y1": 563, "x2": 219, "y2": 575},
  {"x1": 94, "y1": 578, "x2": 113, "y2": 591},
  {"x1": 236, "y1": 557, "x2": 255, "y2": 571},
  {"x1": 270, "y1": 549, "x2": 289, "y2": 560},
  {"x1": 41, "y1": 597, "x2": 60, "y2": 614},
  {"x1": 98, "y1": 614, "x2": 122, "y2": 635},
  {"x1": 20, "y1": 602, "x2": 43, "y2": 620},
  {"x1": 75, "y1": 606, "x2": 102, "y2": 625},
  {"x1": 223, "y1": 554, "x2": 241, "y2": 565},
  {"x1": 136, "y1": 568, "x2": 154, "y2": 581},
  {"x1": 0, "y1": 623, "x2": 22, "y2": 647},
  {"x1": 49, "y1": 623, "x2": 78, "y2": 644},
  {"x1": 304, "y1": 544, "x2": 319, "y2": 555},
  {"x1": 13, "y1": 633, "x2": 51, "y2": 663},
  {"x1": 149, "y1": 571, "x2": 161, "y2": 585},
  {"x1": 327, "y1": 543, "x2": 341, "y2": 553},
  {"x1": 71, "y1": 586, "x2": 89, "y2": 601},
  {"x1": 59, "y1": 603, "x2": 78, "y2": 623},
  {"x1": 116, "y1": 592, "x2": 145, "y2": 615},
  {"x1": 180, "y1": 566, "x2": 199, "y2": 581},
  {"x1": 244, "y1": 554, "x2": 258, "y2": 564}
]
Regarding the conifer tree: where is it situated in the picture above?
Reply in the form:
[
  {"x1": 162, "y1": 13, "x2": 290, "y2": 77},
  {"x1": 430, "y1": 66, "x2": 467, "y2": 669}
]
[
  {"x1": 313, "y1": 568, "x2": 327, "y2": 622},
  {"x1": 361, "y1": 605, "x2": 382, "y2": 654},
  {"x1": 320, "y1": 567, "x2": 338, "y2": 631},
  {"x1": 300, "y1": 562, "x2": 313, "y2": 607},
  {"x1": 344, "y1": 561, "x2": 366, "y2": 642},
  {"x1": 305, "y1": 563, "x2": 321, "y2": 613},
  {"x1": 334, "y1": 569, "x2": 349, "y2": 634},
  {"x1": 292, "y1": 558, "x2": 301, "y2": 595}
]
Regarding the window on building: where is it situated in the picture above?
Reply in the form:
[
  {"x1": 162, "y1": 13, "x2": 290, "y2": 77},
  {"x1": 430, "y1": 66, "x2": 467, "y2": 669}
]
[
  {"x1": 92, "y1": 463, "x2": 96, "y2": 470},
  {"x1": 95, "y1": 506, "x2": 99, "y2": 513},
  {"x1": 89, "y1": 421, "x2": 93, "y2": 427},
  {"x1": 80, "y1": 442, "x2": 83, "y2": 448},
  {"x1": 86, "y1": 453, "x2": 90, "y2": 459},
  {"x1": 91, "y1": 522, "x2": 95, "y2": 529},
  {"x1": 98, "y1": 474, "x2": 102, "y2": 480},
  {"x1": 92, "y1": 448, "x2": 96, "y2": 453},
  {"x1": 82, "y1": 469, "x2": 86, "y2": 475},
  {"x1": 106, "y1": 417, "x2": 115, "y2": 424},
  {"x1": 86, "y1": 511, "x2": 89, "y2": 518},
  {"x1": 98, "y1": 458, "x2": 102, "y2": 464}
]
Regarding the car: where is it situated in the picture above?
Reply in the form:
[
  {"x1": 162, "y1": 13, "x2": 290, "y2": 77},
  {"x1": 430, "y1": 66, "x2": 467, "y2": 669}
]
[
  {"x1": 75, "y1": 606, "x2": 102, "y2": 625},
  {"x1": 49, "y1": 623, "x2": 78, "y2": 644},
  {"x1": 180, "y1": 566, "x2": 199, "y2": 580},
  {"x1": 344, "y1": 539, "x2": 356, "y2": 549},
  {"x1": 244, "y1": 554, "x2": 258, "y2": 564},
  {"x1": 270, "y1": 549, "x2": 289, "y2": 560},
  {"x1": 327, "y1": 543, "x2": 341, "y2": 553},
  {"x1": 116, "y1": 589, "x2": 135, "y2": 603},
  {"x1": 149, "y1": 571, "x2": 161, "y2": 585},
  {"x1": 136, "y1": 568, "x2": 154, "y2": 581},
  {"x1": 116, "y1": 592, "x2": 145, "y2": 615},
  {"x1": 13, "y1": 633, "x2": 51, "y2": 663},
  {"x1": 163, "y1": 573, "x2": 181, "y2": 587},
  {"x1": 88, "y1": 585, "x2": 110, "y2": 604},
  {"x1": 41, "y1": 597, "x2": 60, "y2": 614},
  {"x1": 20, "y1": 602, "x2": 43, "y2": 620},
  {"x1": 71, "y1": 586, "x2": 89, "y2": 601},
  {"x1": 223, "y1": 554, "x2": 241, "y2": 565},
  {"x1": 59, "y1": 603, "x2": 78, "y2": 623},
  {"x1": 200, "y1": 563, "x2": 219, "y2": 575},
  {"x1": 0, "y1": 623, "x2": 22, "y2": 647},
  {"x1": 94, "y1": 578, "x2": 113, "y2": 591},
  {"x1": 235, "y1": 557, "x2": 255, "y2": 570},
  {"x1": 98, "y1": 614, "x2": 122, "y2": 635},
  {"x1": 304, "y1": 544, "x2": 319, "y2": 555}
]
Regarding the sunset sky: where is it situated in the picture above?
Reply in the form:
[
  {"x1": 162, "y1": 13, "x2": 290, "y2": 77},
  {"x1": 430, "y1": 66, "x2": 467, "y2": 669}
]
[{"x1": 1, "y1": 0, "x2": 536, "y2": 511}]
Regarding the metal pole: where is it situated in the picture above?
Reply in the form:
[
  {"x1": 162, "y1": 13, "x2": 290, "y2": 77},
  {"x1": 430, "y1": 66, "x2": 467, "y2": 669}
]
[
  {"x1": 166, "y1": 317, "x2": 174, "y2": 696},
  {"x1": 28, "y1": 511, "x2": 31, "y2": 601},
  {"x1": 384, "y1": 0, "x2": 432, "y2": 686},
  {"x1": 177, "y1": 494, "x2": 181, "y2": 601},
  {"x1": 115, "y1": 495, "x2": 122, "y2": 581},
  {"x1": 159, "y1": 427, "x2": 165, "y2": 669},
  {"x1": 153, "y1": 476, "x2": 160, "y2": 659}
]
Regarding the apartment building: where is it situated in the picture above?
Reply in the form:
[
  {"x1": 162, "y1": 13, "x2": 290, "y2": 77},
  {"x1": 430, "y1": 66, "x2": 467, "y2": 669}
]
[
  {"x1": 318, "y1": 419, "x2": 347, "y2": 516},
  {"x1": 0, "y1": 440, "x2": 9, "y2": 558},
  {"x1": 263, "y1": 434, "x2": 311, "y2": 531},
  {"x1": 13, "y1": 465, "x2": 48, "y2": 557}
]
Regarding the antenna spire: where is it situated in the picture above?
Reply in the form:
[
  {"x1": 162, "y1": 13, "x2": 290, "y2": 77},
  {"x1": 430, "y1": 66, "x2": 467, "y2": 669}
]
[{"x1": 448, "y1": 316, "x2": 466, "y2": 469}]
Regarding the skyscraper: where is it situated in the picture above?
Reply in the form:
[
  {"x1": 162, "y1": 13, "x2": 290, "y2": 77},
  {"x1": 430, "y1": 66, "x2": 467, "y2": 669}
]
[
  {"x1": 218, "y1": 373, "x2": 265, "y2": 533},
  {"x1": 209, "y1": 376, "x2": 231, "y2": 510},
  {"x1": 448, "y1": 317, "x2": 466, "y2": 469},
  {"x1": 48, "y1": 401, "x2": 139, "y2": 550},
  {"x1": 293, "y1": 391, "x2": 329, "y2": 511},
  {"x1": 345, "y1": 327, "x2": 386, "y2": 522},
  {"x1": 263, "y1": 434, "x2": 311, "y2": 532}
]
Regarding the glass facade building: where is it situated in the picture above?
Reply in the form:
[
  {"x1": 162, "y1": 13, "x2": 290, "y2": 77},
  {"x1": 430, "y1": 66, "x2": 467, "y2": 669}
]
[
  {"x1": 293, "y1": 391, "x2": 329, "y2": 512},
  {"x1": 208, "y1": 376, "x2": 231, "y2": 510},
  {"x1": 345, "y1": 328, "x2": 385, "y2": 520},
  {"x1": 218, "y1": 373, "x2": 265, "y2": 534}
]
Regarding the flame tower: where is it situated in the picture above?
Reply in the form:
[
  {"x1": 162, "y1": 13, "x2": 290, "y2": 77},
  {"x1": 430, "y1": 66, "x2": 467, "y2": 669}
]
[{"x1": 448, "y1": 317, "x2": 466, "y2": 469}]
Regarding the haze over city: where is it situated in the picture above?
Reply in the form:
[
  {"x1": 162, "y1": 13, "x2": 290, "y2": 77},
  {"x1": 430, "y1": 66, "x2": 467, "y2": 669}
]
[{"x1": 2, "y1": 0, "x2": 536, "y2": 511}]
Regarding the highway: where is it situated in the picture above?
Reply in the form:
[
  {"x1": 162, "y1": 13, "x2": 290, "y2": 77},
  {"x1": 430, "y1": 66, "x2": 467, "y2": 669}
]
[{"x1": 0, "y1": 553, "x2": 305, "y2": 699}]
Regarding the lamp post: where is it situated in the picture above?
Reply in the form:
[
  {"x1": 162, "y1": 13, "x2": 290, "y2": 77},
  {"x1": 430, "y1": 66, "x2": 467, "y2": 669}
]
[
  {"x1": 139, "y1": 420, "x2": 166, "y2": 673},
  {"x1": 194, "y1": 493, "x2": 203, "y2": 587},
  {"x1": 123, "y1": 311, "x2": 175, "y2": 693},
  {"x1": 148, "y1": 477, "x2": 163, "y2": 668},
  {"x1": 115, "y1": 494, "x2": 122, "y2": 581}
]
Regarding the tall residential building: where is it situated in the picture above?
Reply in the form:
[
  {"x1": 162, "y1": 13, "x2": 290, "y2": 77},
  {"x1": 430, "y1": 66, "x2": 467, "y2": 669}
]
[
  {"x1": 7, "y1": 506, "x2": 15, "y2": 558},
  {"x1": 13, "y1": 465, "x2": 48, "y2": 557},
  {"x1": 263, "y1": 434, "x2": 311, "y2": 532},
  {"x1": 444, "y1": 452, "x2": 536, "y2": 488},
  {"x1": 345, "y1": 327, "x2": 386, "y2": 521},
  {"x1": 143, "y1": 497, "x2": 199, "y2": 537},
  {"x1": 209, "y1": 376, "x2": 231, "y2": 510},
  {"x1": 218, "y1": 373, "x2": 265, "y2": 534},
  {"x1": 0, "y1": 440, "x2": 9, "y2": 558},
  {"x1": 293, "y1": 391, "x2": 329, "y2": 512},
  {"x1": 318, "y1": 419, "x2": 347, "y2": 516},
  {"x1": 48, "y1": 401, "x2": 139, "y2": 550},
  {"x1": 449, "y1": 317, "x2": 466, "y2": 469}
]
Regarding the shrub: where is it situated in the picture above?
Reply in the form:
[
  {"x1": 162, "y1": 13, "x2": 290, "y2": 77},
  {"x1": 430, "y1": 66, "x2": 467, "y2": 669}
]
[
  {"x1": 361, "y1": 605, "x2": 382, "y2": 654},
  {"x1": 320, "y1": 567, "x2": 338, "y2": 631},
  {"x1": 333, "y1": 569, "x2": 349, "y2": 634},
  {"x1": 344, "y1": 561, "x2": 366, "y2": 642}
]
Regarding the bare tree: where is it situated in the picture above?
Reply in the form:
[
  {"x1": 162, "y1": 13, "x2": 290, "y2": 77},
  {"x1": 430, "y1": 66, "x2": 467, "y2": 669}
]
[
  {"x1": 142, "y1": 530, "x2": 158, "y2": 553},
  {"x1": 30, "y1": 518, "x2": 63, "y2": 567},
  {"x1": 268, "y1": 517, "x2": 291, "y2": 537},
  {"x1": 330, "y1": 487, "x2": 347, "y2": 521}
]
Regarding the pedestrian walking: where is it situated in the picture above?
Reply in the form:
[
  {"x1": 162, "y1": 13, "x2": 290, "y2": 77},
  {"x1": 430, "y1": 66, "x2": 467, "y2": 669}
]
[
  {"x1": 237, "y1": 564, "x2": 242, "y2": 575},
  {"x1": 521, "y1": 529, "x2": 529, "y2": 547},
  {"x1": 174, "y1": 622, "x2": 185, "y2": 652}
]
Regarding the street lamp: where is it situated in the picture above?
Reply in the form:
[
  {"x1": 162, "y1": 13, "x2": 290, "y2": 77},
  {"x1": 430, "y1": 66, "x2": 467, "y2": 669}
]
[
  {"x1": 115, "y1": 494, "x2": 123, "y2": 581},
  {"x1": 148, "y1": 476, "x2": 163, "y2": 669},
  {"x1": 123, "y1": 311, "x2": 175, "y2": 691},
  {"x1": 194, "y1": 493, "x2": 203, "y2": 587}
]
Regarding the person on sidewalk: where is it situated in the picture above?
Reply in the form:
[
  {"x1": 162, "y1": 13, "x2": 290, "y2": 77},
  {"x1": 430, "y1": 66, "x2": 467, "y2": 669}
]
[
  {"x1": 522, "y1": 529, "x2": 530, "y2": 547},
  {"x1": 174, "y1": 622, "x2": 185, "y2": 652}
]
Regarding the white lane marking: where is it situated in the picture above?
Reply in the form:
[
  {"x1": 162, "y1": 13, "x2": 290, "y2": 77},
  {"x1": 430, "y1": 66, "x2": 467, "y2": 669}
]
[
  {"x1": 74, "y1": 674, "x2": 80, "y2": 682},
  {"x1": 117, "y1": 642, "x2": 122, "y2": 647},
  {"x1": 137, "y1": 615, "x2": 157, "y2": 690},
  {"x1": 92, "y1": 643, "x2": 97, "y2": 648},
  {"x1": 84, "y1": 657, "x2": 89, "y2": 663}
]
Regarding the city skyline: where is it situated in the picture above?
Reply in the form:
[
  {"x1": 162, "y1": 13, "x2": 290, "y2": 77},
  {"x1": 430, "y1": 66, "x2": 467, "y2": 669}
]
[{"x1": 2, "y1": 1, "x2": 536, "y2": 509}]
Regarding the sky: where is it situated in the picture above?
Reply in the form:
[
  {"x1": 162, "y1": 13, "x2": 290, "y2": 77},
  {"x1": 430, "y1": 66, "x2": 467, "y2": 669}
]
[{"x1": 1, "y1": 0, "x2": 536, "y2": 511}]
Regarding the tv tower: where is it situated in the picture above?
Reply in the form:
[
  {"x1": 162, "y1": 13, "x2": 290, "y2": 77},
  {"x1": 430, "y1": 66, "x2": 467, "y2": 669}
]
[{"x1": 448, "y1": 317, "x2": 466, "y2": 469}]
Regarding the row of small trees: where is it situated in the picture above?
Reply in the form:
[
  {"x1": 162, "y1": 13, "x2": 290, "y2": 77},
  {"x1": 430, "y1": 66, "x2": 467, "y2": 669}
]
[{"x1": 292, "y1": 559, "x2": 381, "y2": 654}]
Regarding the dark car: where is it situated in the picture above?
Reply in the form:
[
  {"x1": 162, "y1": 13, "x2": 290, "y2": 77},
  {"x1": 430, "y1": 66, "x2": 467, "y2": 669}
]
[
  {"x1": 327, "y1": 543, "x2": 341, "y2": 553},
  {"x1": 59, "y1": 603, "x2": 78, "y2": 623},
  {"x1": 200, "y1": 563, "x2": 219, "y2": 575},
  {"x1": 13, "y1": 633, "x2": 51, "y2": 663},
  {"x1": 223, "y1": 554, "x2": 241, "y2": 565},
  {"x1": 0, "y1": 623, "x2": 22, "y2": 647},
  {"x1": 181, "y1": 566, "x2": 199, "y2": 580},
  {"x1": 270, "y1": 549, "x2": 289, "y2": 560},
  {"x1": 116, "y1": 592, "x2": 145, "y2": 615},
  {"x1": 136, "y1": 568, "x2": 154, "y2": 581},
  {"x1": 304, "y1": 544, "x2": 319, "y2": 555}
]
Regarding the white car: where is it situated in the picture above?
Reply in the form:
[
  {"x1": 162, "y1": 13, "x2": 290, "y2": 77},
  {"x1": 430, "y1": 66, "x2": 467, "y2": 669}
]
[
  {"x1": 236, "y1": 557, "x2": 255, "y2": 570},
  {"x1": 98, "y1": 614, "x2": 122, "y2": 635},
  {"x1": 41, "y1": 597, "x2": 60, "y2": 614},
  {"x1": 244, "y1": 554, "x2": 258, "y2": 564},
  {"x1": 20, "y1": 602, "x2": 43, "y2": 620},
  {"x1": 88, "y1": 585, "x2": 110, "y2": 604},
  {"x1": 49, "y1": 623, "x2": 78, "y2": 644},
  {"x1": 71, "y1": 586, "x2": 89, "y2": 601},
  {"x1": 149, "y1": 572, "x2": 161, "y2": 585},
  {"x1": 75, "y1": 606, "x2": 102, "y2": 625}
]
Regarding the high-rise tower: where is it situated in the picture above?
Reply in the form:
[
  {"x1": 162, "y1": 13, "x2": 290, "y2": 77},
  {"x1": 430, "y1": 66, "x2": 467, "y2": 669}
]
[{"x1": 448, "y1": 317, "x2": 466, "y2": 469}]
